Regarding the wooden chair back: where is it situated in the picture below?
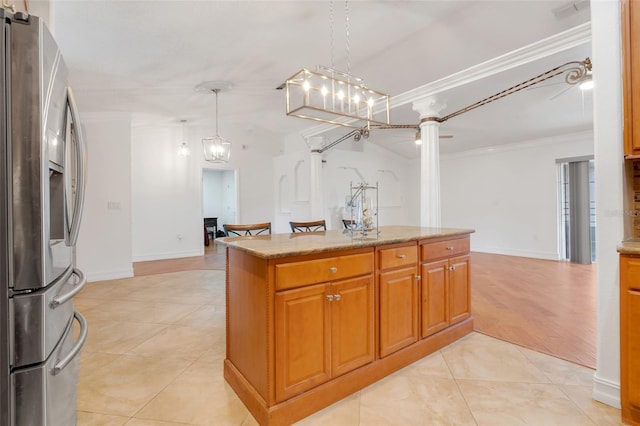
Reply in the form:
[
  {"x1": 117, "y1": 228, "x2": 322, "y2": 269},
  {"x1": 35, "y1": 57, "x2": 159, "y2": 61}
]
[
  {"x1": 289, "y1": 220, "x2": 327, "y2": 233},
  {"x1": 223, "y1": 222, "x2": 271, "y2": 237}
]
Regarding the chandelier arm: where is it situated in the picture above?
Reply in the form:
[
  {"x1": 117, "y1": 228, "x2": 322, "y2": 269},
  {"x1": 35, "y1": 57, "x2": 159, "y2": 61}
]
[
  {"x1": 312, "y1": 128, "x2": 362, "y2": 154},
  {"x1": 434, "y1": 58, "x2": 592, "y2": 123}
]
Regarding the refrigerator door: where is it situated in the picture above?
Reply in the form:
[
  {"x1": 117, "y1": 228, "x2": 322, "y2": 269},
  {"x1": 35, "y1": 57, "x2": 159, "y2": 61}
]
[
  {"x1": 0, "y1": 9, "x2": 11, "y2": 426},
  {"x1": 11, "y1": 16, "x2": 73, "y2": 291},
  {"x1": 12, "y1": 311, "x2": 87, "y2": 426},
  {"x1": 11, "y1": 267, "x2": 86, "y2": 368}
]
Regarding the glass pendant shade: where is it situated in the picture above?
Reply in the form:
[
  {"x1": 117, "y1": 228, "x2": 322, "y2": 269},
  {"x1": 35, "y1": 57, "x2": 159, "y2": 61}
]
[
  {"x1": 202, "y1": 88, "x2": 231, "y2": 163},
  {"x1": 178, "y1": 120, "x2": 191, "y2": 156},
  {"x1": 203, "y1": 135, "x2": 231, "y2": 163}
]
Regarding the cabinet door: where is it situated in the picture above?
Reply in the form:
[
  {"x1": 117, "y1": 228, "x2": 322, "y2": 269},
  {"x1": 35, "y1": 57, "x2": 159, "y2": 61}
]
[
  {"x1": 275, "y1": 283, "x2": 331, "y2": 402},
  {"x1": 331, "y1": 276, "x2": 375, "y2": 377},
  {"x1": 379, "y1": 266, "x2": 419, "y2": 357},
  {"x1": 627, "y1": 289, "x2": 640, "y2": 412},
  {"x1": 420, "y1": 260, "x2": 449, "y2": 338},
  {"x1": 449, "y1": 255, "x2": 471, "y2": 325}
]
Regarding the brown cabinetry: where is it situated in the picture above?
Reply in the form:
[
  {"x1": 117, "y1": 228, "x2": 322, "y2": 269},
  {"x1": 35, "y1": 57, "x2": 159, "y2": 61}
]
[
  {"x1": 377, "y1": 243, "x2": 419, "y2": 357},
  {"x1": 275, "y1": 264, "x2": 374, "y2": 402},
  {"x1": 223, "y1": 228, "x2": 473, "y2": 426},
  {"x1": 623, "y1": 0, "x2": 640, "y2": 157},
  {"x1": 420, "y1": 237, "x2": 471, "y2": 338},
  {"x1": 620, "y1": 254, "x2": 640, "y2": 425}
]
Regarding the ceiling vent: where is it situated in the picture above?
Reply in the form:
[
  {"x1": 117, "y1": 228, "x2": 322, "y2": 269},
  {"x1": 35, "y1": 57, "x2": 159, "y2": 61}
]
[{"x1": 552, "y1": 1, "x2": 590, "y2": 19}]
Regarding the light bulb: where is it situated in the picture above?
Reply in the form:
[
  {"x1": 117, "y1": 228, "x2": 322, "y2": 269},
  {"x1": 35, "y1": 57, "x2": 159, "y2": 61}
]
[
  {"x1": 303, "y1": 80, "x2": 310, "y2": 91},
  {"x1": 415, "y1": 131, "x2": 422, "y2": 145},
  {"x1": 353, "y1": 94, "x2": 360, "y2": 103},
  {"x1": 321, "y1": 86, "x2": 328, "y2": 96},
  {"x1": 337, "y1": 90, "x2": 345, "y2": 100},
  {"x1": 579, "y1": 79, "x2": 594, "y2": 91},
  {"x1": 367, "y1": 98, "x2": 374, "y2": 107}
]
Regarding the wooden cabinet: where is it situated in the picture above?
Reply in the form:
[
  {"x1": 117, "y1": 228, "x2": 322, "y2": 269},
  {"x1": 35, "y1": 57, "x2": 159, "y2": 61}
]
[
  {"x1": 623, "y1": 0, "x2": 640, "y2": 157},
  {"x1": 377, "y1": 243, "x2": 419, "y2": 357},
  {"x1": 223, "y1": 229, "x2": 474, "y2": 426},
  {"x1": 620, "y1": 254, "x2": 640, "y2": 425},
  {"x1": 420, "y1": 237, "x2": 471, "y2": 338},
  {"x1": 275, "y1": 266, "x2": 374, "y2": 402}
]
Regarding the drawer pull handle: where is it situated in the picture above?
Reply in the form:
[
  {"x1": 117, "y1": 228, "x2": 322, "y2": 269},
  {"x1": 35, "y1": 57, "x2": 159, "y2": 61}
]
[
  {"x1": 329, "y1": 267, "x2": 338, "y2": 274},
  {"x1": 334, "y1": 294, "x2": 342, "y2": 301},
  {"x1": 397, "y1": 254, "x2": 406, "y2": 259},
  {"x1": 446, "y1": 246, "x2": 454, "y2": 251},
  {"x1": 326, "y1": 294, "x2": 334, "y2": 301}
]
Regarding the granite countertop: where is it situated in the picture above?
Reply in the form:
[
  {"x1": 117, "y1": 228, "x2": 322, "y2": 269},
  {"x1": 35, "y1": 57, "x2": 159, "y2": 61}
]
[
  {"x1": 216, "y1": 225, "x2": 474, "y2": 259},
  {"x1": 617, "y1": 239, "x2": 640, "y2": 254}
]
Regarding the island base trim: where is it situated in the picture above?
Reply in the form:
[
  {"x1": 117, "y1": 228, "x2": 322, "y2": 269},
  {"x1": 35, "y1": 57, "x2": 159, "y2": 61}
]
[{"x1": 224, "y1": 317, "x2": 473, "y2": 426}]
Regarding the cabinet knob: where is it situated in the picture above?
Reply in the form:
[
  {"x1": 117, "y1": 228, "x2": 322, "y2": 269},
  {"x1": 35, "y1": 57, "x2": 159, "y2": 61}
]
[
  {"x1": 334, "y1": 294, "x2": 342, "y2": 301},
  {"x1": 449, "y1": 265, "x2": 456, "y2": 271},
  {"x1": 326, "y1": 294, "x2": 334, "y2": 301},
  {"x1": 446, "y1": 246, "x2": 454, "y2": 251},
  {"x1": 329, "y1": 267, "x2": 338, "y2": 274},
  {"x1": 397, "y1": 254, "x2": 406, "y2": 259}
]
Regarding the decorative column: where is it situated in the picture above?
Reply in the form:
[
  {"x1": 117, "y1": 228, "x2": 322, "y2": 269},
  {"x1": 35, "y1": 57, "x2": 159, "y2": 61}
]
[
  {"x1": 412, "y1": 97, "x2": 446, "y2": 228},
  {"x1": 308, "y1": 136, "x2": 325, "y2": 220}
]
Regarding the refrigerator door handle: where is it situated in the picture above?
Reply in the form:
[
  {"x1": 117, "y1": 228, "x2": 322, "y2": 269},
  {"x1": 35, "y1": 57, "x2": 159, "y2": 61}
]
[
  {"x1": 52, "y1": 311, "x2": 88, "y2": 375},
  {"x1": 50, "y1": 268, "x2": 86, "y2": 308},
  {"x1": 66, "y1": 86, "x2": 87, "y2": 246}
]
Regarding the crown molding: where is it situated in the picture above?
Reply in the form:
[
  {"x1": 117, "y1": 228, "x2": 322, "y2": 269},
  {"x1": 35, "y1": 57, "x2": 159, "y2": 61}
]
[{"x1": 301, "y1": 22, "x2": 591, "y2": 140}]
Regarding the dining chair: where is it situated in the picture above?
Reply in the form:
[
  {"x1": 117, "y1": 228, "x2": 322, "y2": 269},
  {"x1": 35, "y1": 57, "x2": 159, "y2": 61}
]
[
  {"x1": 289, "y1": 220, "x2": 327, "y2": 233},
  {"x1": 223, "y1": 222, "x2": 271, "y2": 237}
]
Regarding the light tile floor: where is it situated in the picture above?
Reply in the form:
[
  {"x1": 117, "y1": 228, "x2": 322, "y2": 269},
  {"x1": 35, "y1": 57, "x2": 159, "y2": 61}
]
[{"x1": 75, "y1": 270, "x2": 622, "y2": 426}]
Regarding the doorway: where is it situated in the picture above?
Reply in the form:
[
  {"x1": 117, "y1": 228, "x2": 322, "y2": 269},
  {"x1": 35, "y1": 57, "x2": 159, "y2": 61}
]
[
  {"x1": 558, "y1": 157, "x2": 596, "y2": 263},
  {"x1": 202, "y1": 168, "x2": 238, "y2": 240}
]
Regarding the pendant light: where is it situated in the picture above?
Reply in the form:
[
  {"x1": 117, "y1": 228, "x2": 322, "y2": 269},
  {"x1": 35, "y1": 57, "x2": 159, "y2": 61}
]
[
  {"x1": 178, "y1": 119, "x2": 191, "y2": 156},
  {"x1": 202, "y1": 87, "x2": 231, "y2": 163}
]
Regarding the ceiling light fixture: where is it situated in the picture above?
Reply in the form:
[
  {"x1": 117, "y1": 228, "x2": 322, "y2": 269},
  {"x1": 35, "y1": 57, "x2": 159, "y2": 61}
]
[
  {"x1": 415, "y1": 130, "x2": 422, "y2": 146},
  {"x1": 579, "y1": 74, "x2": 594, "y2": 91},
  {"x1": 199, "y1": 83, "x2": 231, "y2": 163},
  {"x1": 284, "y1": 0, "x2": 390, "y2": 129},
  {"x1": 178, "y1": 119, "x2": 191, "y2": 157}
]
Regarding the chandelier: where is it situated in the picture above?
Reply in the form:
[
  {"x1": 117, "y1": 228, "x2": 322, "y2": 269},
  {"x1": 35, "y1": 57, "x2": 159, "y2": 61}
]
[
  {"x1": 284, "y1": 1, "x2": 390, "y2": 129},
  {"x1": 201, "y1": 86, "x2": 231, "y2": 163},
  {"x1": 285, "y1": 66, "x2": 390, "y2": 129},
  {"x1": 178, "y1": 119, "x2": 191, "y2": 156}
]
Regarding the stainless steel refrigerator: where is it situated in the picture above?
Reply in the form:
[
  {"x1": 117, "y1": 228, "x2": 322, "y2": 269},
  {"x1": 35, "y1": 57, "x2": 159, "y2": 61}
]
[{"x1": 1, "y1": 9, "x2": 88, "y2": 425}]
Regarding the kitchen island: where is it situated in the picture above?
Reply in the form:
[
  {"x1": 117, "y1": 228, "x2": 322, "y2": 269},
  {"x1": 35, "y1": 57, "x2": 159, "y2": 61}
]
[{"x1": 218, "y1": 226, "x2": 474, "y2": 426}]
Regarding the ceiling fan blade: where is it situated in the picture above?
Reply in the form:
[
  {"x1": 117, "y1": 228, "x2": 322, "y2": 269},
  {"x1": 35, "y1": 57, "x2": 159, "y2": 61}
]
[
  {"x1": 526, "y1": 81, "x2": 565, "y2": 91},
  {"x1": 549, "y1": 85, "x2": 574, "y2": 100}
]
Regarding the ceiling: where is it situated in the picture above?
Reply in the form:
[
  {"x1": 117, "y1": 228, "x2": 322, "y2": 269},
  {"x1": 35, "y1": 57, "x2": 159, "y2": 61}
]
[{"x1": 46, "y1": 0, "x2": 592, "y2": 158}]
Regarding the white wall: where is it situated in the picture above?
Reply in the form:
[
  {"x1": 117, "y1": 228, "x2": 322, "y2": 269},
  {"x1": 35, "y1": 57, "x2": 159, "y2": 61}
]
[
  {"x1": 591, "y1": 0, "x2": 624, "y2": 408},
  {"x1": 274, "y1": 138, "x2": 420, "y2": 233},
  {"x1": 132, "y1": 123, "x2": 281, "y2": 261},
  {"x1": 441, "y1": 132, "x2": 594, "y2": 260},
  {"x1": 76, "y1": 113, "x2": 133, "y2": 281}
]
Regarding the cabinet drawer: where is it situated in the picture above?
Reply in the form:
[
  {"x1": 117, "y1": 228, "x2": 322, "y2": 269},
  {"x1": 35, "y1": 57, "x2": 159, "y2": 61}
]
[
  {"x1": 421, "y1": 237, "x2": 469, "y2": 262},
  {"x1": 276, "y1": 253, "x2": 373, "y2": 290},
  {"x1": 378, "y1": 244, "x2": 417, "y2": 270}
]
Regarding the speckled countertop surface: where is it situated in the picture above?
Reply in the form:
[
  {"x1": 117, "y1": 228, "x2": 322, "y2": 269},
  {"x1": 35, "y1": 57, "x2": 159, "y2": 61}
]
[
  {"x1": 216, "y1": 226, "x2": 474, "y2": 259},
  {"x1": 617, "y1": 239, "x2": 640, "y2": 254}
]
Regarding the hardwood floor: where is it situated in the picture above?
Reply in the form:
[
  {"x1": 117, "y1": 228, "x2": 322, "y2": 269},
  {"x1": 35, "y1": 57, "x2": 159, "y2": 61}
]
[
  {"x1": 471, "y1": 252, "x2": 596, "y2": 368},
  {"x1": 132, "y1": 246, "x2": 596, "y2": 369},
  {"x1": 132, "y1": 241, "x2": 226, "y2": 276}
]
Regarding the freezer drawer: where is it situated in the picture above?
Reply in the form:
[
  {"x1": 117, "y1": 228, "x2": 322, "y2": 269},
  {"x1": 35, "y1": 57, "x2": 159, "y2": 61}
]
[
  {"x1": 12, "y1": 311, "x2": 87, "y2": 426},
  {"x1": 12, "y1": 267, "x2": 86, "y2": 368}
]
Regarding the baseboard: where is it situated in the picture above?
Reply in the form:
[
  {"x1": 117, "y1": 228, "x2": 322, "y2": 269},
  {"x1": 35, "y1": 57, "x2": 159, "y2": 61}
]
[
  {"x1": 85, "y1": 268, "x2": 134, "y2": 283},
  {"x1": 132, "y1": 249, "x2": 203, "y2": 262},
  {"x1": 592, "y1": 373, "x2": 621, "y2": 409},
  {"x1": 471, "y1": 246, "x2": 560, "y2": 261}
]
